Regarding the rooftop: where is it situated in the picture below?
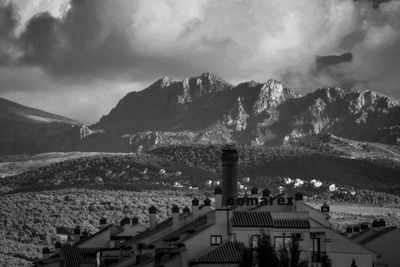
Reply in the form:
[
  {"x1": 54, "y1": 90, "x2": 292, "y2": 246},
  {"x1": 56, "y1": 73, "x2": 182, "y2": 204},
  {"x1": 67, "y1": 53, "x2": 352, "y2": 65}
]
[
  {"x1": 358, "y1": 227, "x2": 398, "y2": 245},
  {"x1": 73, "y1": 224, "x2": 121, "y2": 247},
  {"x1": 61, "y1": 247, "x2": 99, "y2": 267},
  {"x1": 191, "y1": 241, "x2": 245, "y2": 264},
  {"x1": 232, "y1": 211, "x2": 273, "y2": 227},
  {"x1": 122, "y1": 218, "x2": 173, "y2": 246},
  {"x1": 162, "y1": 214, "x2": 209, "y2": 242},
  {"x1": 232, "y1": 211, "x2": 310, "y2": 229}
]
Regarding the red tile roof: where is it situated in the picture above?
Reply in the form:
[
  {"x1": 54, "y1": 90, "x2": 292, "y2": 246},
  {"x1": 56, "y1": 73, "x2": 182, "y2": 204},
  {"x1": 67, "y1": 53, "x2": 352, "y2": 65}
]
[
  {"x1": 232, "y1": 211, "x2": 273, "y2": 227},
  {"x1": 61, "y1": 247, "x2": 99, "y2": 267},
  {"x1": 232, "y1": 211, "x2": 310, "y2": 229},
  {"x1": 273, "y1": 218, "x2": 310, "y2": 229},
  {"x1": 191, "y1": 242, "x2": 246, "y2": 264}
]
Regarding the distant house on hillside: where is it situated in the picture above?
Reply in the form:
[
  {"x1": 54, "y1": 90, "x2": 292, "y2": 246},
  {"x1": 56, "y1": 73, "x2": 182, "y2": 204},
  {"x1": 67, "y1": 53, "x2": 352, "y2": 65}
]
[
  {"x1": 94, "y1": 177, "x2": 104, "y2": 185},
  {"x1": 56, "y1": 227, "x2": 74, "y2": 243}
]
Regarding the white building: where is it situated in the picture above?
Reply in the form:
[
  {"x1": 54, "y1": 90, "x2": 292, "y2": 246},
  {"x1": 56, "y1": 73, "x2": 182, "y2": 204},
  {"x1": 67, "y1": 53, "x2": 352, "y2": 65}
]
[{"x1": 36, "y1": 147, "x2": 378, "y2": 267}]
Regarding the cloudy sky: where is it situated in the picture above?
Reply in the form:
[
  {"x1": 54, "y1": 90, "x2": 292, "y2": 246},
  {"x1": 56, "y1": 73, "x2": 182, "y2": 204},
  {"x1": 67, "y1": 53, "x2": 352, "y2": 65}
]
[{"x1": 0, "y1": 0, "x2": 399, "y2": 123}]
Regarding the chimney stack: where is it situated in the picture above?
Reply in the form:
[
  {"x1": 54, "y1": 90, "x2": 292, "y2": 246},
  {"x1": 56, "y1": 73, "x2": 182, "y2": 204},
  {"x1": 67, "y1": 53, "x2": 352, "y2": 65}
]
[
  {"x1": 121, "y1": 217, "x2": 131, "y2": 231},
  {"x1": 74, "y1": 226, "x2": 81, "y2": 244},
  {"x1": 81, "y1": 230, "x2": 89, "y2": 240},
  {"x1": 192, "y1": 198, "x2": 199, "y2": 219},
  {"x1": 42, "y1": 247, "x2": 51, "y2": 260},
  {"x1": 294, "y1": 192, "x2": 305, "y2": 212},
  {"x1": 321, "y1": 202, "x2": 330, "y2": 219},
  {"x1": 251, "y1": 186, "x2": 259, "y2": 199},
  {"x1": 183, "y1": 207, "x2": 190, "y2": 214},
  {"x1": 99, "y1": 217, "x2": 107, "y2": 230},
  {"x1": 172, "y1": 205, "x2": 180, "y2": 230},
  {"x1": 346, "y1": 226, "x2": 353, "y2": 237},
  {"x1": 132, "y1": 217, "x2": 139, "y2": 225},
  {"x1": 221, "y1": 145, "x2": 239, "y2": 206},
  {"x1": 214, "y1": 186, "x2": 222, "y2": 209},
  {"x1": 378, "y1": 219, "x2": 386, "y2": 229},
  {"x1": 262, "y1": 188, "x2": 271, "y2": 198},
  {"x1": 202, "y1": 198, "x2": 211, "y2": 214},
  {"x1": 55, "y1": 242, "x2": 61, "y2": 254},
  {"x1": 149, "y1": 206, "x2": 157, "y2": 229},
  {"x1": 360, "y1": 223, "x2": 369, "y2": 231}
]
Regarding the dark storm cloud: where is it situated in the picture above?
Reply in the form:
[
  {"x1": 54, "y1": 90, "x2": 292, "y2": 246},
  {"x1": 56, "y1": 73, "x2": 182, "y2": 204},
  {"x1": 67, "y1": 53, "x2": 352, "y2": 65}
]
[
  {"x1": 310, "y1": 0, "x2": 400, "y2": 94},
  {"x1": 1, "y1": 0, "x2": 400, "y2": 98},
  {"x1": 0, "y1": 2, "x2": 18, "y2": 64},
  {"x1": 18, "y1": 0, "x2": 134, "y2": 78},
  {"x1": 20, "y1": 12, "x2": 59, "y2": 66}
]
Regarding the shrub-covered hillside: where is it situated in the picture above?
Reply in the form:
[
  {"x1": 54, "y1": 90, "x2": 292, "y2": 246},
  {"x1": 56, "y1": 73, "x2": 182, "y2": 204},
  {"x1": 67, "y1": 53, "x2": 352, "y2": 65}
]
[
  {"x1": 150, "y1": 143, "x2": 400, "y2": 195},
  {"x1": 0, "y1": 153, "x2": 213, "y2": 194},
  {"x1": 0, "y1": 188, "x2": 204, "y2": 267}
]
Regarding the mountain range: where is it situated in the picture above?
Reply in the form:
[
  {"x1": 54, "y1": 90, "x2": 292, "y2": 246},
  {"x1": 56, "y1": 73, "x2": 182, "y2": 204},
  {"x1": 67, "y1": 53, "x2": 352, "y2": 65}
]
[{"x1": 1, "y1": 73, "x2": 400, "y2": 155}]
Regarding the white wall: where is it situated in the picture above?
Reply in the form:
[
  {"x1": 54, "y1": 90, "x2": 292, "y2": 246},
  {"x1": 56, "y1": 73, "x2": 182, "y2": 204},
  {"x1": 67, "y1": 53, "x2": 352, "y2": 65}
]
[
  {"x1": 303, "y1": 204, "x2": 330, "y2": 227},
  {"x1": 183, "y1": 210, "x2": 230, "y2": 261}
]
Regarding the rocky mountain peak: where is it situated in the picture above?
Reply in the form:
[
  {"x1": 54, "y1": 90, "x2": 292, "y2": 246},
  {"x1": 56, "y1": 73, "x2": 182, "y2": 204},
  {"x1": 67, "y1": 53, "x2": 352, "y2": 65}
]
[
  {"x1": 198, "y1": 72, "x2": 223, "y2": 84},
  {"x1": 253, "y1": 79, "x2": 300, "y2": 114},
  {"x1": 349, "y1": 90, "x2": 399, "y2": 111},
  {"x1": 312, "y1": 87, "x2": 346, "y2": 103},
  {"x1": 177, "y1": 73, "x2": 232, "y2": 104},
  {"x1": 151, "y1": 76, "x2": 171, "y2": 89}
]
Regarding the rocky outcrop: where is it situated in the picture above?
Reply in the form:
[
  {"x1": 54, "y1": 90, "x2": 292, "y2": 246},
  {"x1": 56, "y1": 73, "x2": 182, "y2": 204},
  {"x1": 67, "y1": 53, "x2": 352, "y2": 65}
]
[
  {"x1": 223, "y1": 97, "x2": 249, "y2": 131},
  {"x1": 253, "y1": 79, "x2": 299, "y2": 114},
  {"x1": 276, "y1": 87, "x2": 400, "y2": 145},
  {"x1": 79, "y1": 125, "x2": 105, "y2": 139},
  {"x1": 177, "y1": 72, "x2": 232, "y2": 104}
]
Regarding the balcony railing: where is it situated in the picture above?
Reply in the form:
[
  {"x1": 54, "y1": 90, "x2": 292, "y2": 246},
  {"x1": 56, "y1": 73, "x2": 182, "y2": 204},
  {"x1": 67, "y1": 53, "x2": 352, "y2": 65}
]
[{"x1": 311, "y1": 251, "x2": 326, "y2": 263}]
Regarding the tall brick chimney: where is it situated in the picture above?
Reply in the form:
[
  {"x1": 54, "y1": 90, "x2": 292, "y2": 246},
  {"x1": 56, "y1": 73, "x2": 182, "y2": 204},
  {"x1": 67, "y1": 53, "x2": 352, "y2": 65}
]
[
  {"x1": 221, "y1": 145, "x2": 238, "y2": 206},
  {"x1": 149, "y1": 206, "x2": 157, "y2": 229}
]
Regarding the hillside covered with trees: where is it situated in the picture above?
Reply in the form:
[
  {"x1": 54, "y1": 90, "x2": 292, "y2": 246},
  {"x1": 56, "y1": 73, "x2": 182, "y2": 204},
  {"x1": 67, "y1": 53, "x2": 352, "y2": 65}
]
[{"x1": 0, "y1": 189, "x2": 203, "y2": 267}]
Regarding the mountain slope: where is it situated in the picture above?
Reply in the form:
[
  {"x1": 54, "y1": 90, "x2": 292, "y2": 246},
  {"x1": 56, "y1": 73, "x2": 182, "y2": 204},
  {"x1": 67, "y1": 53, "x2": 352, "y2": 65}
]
[
  {"x1": 0, "y1": 98, "x2": 81, "y2": 155},
  {"x1": 94, "y1": 73, "x2": 298, "y2": 134},
  {"x1": 0, "y1": 98, "x2": 78, "y2": 125},
  {"x1": 273, "y1": 88, "x2": 400, "y2": 144},
  {"x1": 1, "y1": 73, "x2": 400, "y2": 154},
  {"x1": 81, "y1": 73, "x2": 300, "y2": 151},
  {"x1": 80, "y1": 73, "x2": 400, "y2": 151}
]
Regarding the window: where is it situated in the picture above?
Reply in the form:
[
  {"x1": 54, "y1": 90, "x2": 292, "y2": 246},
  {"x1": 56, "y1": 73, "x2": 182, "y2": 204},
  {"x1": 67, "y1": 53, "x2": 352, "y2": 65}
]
[
  {"x1": 312, "y1": 238, "x2": 320, "y2": 253},
  {"x1": 274, "y1": 236, "x2": 293, "y2": 248},
  {"x1": 312, "y1": 238, "x2": 323, "y2": 263},
  {"x1": 210, "y1": 235, "x2": 222, "y2": 246},
  {"x1": 251, "y1": 235, "x2": 260, "y2": 249}
]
